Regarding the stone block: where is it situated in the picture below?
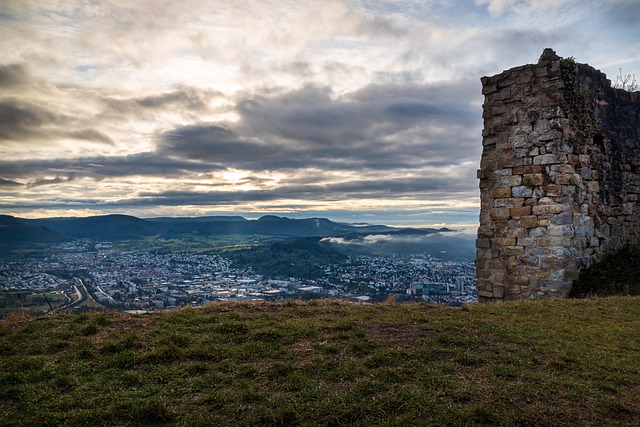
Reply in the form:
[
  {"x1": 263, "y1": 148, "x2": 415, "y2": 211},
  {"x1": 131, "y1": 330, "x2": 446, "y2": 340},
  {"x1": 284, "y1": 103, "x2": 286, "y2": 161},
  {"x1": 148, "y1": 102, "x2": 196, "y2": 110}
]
[
  {"x1": 496, "y1": 237, "x2": 517, "y2": 246},
  {"x1": 496, "y1": 175, "x2": 522, "y2": 187},
  {"x1": 550, "y1": 164, "x2": 575, "y2": 174},
  {"x1": 587, "y1": 181, "x2": 600, "y2": 192},
  {"x1": 512, "y1": 186, "x2": 533, "y2": 198},
  {"x1": 495, "y1": 198, "x2": 524, "y2": 208},
  {"x1": 491, "y1": 187, "x2": 512, "y2": 198},
  {"x1": 579, "y1": 167, "x2": 592, "y2": 180},
  {"x1": 552, "y1": 211, "x2": 574, "y2": 225},
  {"x1": 476, "y1": 239, "x2": 491, "y2": 248},
  {"x1": 513, "y1": 165, "x2": 543, "y2": 175},
  {"x1": 477, "y1": 290, "x2": 495, "y2": 298},
  {"x1": 517, "y1": 237, "x2": 536, "y2": 247},
  {"x1": 477, "y1": 225, "x2": 493, "y2": 239},
  {"x1": 490, "y1": 207, "x2": 511, "y2": 220},
  {"x1": 488, "y1": 259, "x2": 505, "y2": 269},
  {"x1": 531, "y1": 204, "x2": 563, "y2": 215},
  {"x1": 517, "y1": 255, "x2": 539, "y2": 267},
  {"x1": 477, "y1": 268, "x2": 492, "y2": 279},
  {"x1": 528, "y1": 227, "x2": 547, "y2": 237},
  {"x1": 520, "y1": 216, "x2": 538, "y2": 228},
  {"x1": 537, "y1": 237, "x2": 571, "y2": 247},
  {"x1": 545, "y1": 184, "x2": 562, "y2": 197},
  {"x1": 533, "y1": 154, "x2": 567, "y2": 165},
  {"x1": 492, "y1": 284, "x2": 506, "y2": 298},
  {"x1": 505, "y1": 227, "x2": 527, "y2": 238},
  {"x1": 494, "y1": 168, "x2": 512, "y2": 176},
  {"x1": 509, "y1": 134, "x2": 528, "y2": 148},
  {"x1": 534, "y1": 119, "x2": 549, "y2": 132},
  {"x1": 547, "y1": 224, "x2": 574, "y2": 237},
  {"x1": 523, "y1": 174, "x2": 545, "y2": 186},
  {"x1": 510, "y1": 206, "x2": 531, "y2": 218},
  {"x1": 491, "y1": 269, "x2": 506, "y2": 283},
  {"x1": 552, "y1": 174, "x2": 573, "y2": 185},
  {"x1": 503, "y1": 245, "x2": 525, "y2": 255}
]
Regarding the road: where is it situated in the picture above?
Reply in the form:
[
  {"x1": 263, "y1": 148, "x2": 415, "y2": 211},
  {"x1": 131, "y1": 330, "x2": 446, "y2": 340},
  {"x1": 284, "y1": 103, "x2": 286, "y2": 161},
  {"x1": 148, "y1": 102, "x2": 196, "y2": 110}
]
[{"x1": 50, "y1": 277, "x2": 107, "y2": 314}]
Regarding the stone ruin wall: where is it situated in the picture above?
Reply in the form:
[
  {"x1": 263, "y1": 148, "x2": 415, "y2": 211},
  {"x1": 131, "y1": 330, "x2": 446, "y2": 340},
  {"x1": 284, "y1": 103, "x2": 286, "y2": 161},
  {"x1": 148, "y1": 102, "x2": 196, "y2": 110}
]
[{"x1": 476, "y1": 48, "x2": 640, "y2": 302}]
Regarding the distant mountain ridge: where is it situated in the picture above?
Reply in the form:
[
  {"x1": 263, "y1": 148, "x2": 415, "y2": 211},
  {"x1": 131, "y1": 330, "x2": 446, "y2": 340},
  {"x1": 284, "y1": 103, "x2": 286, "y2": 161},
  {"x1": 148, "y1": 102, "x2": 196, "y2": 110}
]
[{"x1": 0, "y1": 214, "x2": 452, "y2": 245}]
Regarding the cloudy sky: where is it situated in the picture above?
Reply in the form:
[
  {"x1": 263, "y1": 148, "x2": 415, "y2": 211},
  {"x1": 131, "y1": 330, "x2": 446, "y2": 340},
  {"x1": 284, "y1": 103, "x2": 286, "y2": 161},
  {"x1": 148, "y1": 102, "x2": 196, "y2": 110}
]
[{"x1": 1, "y1": 0, "x2": 638, "y2": 227}]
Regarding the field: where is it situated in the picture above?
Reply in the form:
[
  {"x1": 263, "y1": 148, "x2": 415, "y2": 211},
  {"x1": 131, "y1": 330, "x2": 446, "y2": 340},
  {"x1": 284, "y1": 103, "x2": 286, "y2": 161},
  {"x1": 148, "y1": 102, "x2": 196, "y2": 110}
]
[
  {"x1": 0, "y1": 291, "x2": 68, "y2": 315},
  {"x1": 1, "y1": 297, "x2": 639, "y2": 426}
]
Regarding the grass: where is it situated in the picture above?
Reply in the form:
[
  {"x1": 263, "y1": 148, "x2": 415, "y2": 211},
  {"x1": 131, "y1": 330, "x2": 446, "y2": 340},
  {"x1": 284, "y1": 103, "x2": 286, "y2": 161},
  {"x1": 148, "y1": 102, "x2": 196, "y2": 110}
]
[{"x1": 1, "y1": 297, "x2": 639, "y2": 426}]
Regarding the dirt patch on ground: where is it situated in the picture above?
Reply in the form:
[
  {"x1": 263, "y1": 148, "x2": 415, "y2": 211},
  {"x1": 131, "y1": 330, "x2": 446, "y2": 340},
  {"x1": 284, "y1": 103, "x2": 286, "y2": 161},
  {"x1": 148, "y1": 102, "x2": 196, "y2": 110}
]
[{"x1": 360, "y1": 323, "x2": 439, "y2": 347}]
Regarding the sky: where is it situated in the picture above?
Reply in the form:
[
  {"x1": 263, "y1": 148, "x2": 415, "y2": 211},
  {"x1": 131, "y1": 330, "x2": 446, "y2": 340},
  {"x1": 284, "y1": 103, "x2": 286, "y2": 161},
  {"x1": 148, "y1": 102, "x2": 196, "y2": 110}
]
[{"x1": 0, "y1": 0, "x2": 639, "y2": 228}]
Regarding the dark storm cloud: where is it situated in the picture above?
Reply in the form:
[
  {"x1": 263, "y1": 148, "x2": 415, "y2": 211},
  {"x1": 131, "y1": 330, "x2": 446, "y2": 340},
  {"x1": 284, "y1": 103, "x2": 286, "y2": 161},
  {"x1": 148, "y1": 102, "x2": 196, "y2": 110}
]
[
  {"x1": 0, "y1": 178, "x2": 22, "y2": 187},
  {"x1": 0, "y1": 79, "x2": 481, "y2": 210},
  {"x1": 0, "y1": 99, "x2": 64, "y2": 141},
  {"x1": 0, "y1": 66, "x2": 221, "y2": 147},
  {"x1": 27, "y1": 175, "x2": 77, "y2": 188},
  {"x1": 103, "y1": 85, "x2": 222, "y2": 115},
  {"x1": 0, "y1": 63, "x2": 32, "y2": 88},
  {"x1": 154, "y1": 82, "x2": 481, "y2": 171},
  {"x1": 68, "y1": 129, "x2": 114, "y2": 145},
  {"x1": 124, "y1": 174, "x2": 474, "y2": 208},
  {"x1": 0, "y1": 152, "x2": 221, "y2": 182},
  {"x1": 0, "y1": 99, "x2": 115, "y2": 145},
  {"x1": 158, "y1": 125, "x2": 263, "y2": 160}
]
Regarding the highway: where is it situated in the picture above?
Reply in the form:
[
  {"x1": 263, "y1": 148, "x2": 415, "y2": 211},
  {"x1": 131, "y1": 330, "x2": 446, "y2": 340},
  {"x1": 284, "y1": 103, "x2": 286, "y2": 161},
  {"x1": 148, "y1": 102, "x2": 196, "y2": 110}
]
[{"x1": 50, "y1": 277, "x2": 106, "y2": 314}]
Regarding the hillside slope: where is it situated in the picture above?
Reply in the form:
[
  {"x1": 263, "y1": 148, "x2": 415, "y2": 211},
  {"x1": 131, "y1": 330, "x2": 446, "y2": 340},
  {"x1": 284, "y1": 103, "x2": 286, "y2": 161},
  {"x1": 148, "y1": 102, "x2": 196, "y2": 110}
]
[{"x1": 1, "y1": 297, "x2": 639, "y2": 426}]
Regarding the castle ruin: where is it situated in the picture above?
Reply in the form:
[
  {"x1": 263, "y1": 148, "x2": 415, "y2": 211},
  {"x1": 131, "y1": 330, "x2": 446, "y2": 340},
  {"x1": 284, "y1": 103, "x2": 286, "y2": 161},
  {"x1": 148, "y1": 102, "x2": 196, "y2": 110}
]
[{"x1": 476, "y1": 48, "x2": 640, "y2": 302}]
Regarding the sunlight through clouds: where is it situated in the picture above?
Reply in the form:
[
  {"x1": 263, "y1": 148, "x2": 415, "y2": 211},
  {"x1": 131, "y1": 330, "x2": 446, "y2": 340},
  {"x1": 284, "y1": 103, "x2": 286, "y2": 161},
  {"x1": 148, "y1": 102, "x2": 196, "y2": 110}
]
[{"x1": 0, "y1": 0, "x2": 638, "y2": 226}]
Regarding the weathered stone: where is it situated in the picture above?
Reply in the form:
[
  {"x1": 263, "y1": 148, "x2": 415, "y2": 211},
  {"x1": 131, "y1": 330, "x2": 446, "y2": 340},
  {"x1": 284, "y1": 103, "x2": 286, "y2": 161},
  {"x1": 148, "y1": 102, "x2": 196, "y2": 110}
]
[
  {"x1": 522, "y1": 174, "x2": 545, "y2": 187},
  {"x1": 533, "y1": 154, "x2": 567, "y2": 165},
  {"x1": 490, "y1": 207, "x2": 511, "y2": 220},
  {"x1": 477, "y1": 290, "x2": 495, "y2": 298},
  {"x1": 476, "y1": 239, "x2": 491, "y2": 248},
  {"x1": 545, "y1": 184, "x2": 562, "y2": 197},
  {"x1": 496, "y1": 175, "x2": 522, "y2": 187},
  {"x1": 495, "y1": 198, "x2": 524, "y2": 208},
  {"x1": 477, "y1": 49, "x2": 640, "y2": 302},
  {"x1": 491, "y1": 187, "x2": 512, "y2": 198},
  {"x1": 492, "y1": 284, "x2": 506, "y2": 298},
  {"x1": 509, "y1": 206, "x2": 531, "y2": 218},
  {"x1": 496, "y1": 237, "x2": 516, "y2": 246},
  {"x1": 520, "y1": 216, "x2": 538, "y2": 228},
  {"x1": 512, "y1": 186, "x2": 533, "y2": 198},
  {"x1": 550, "y1": 164, "x2": 575, "y2": 174},
  {"x1": 532, "y1": 204, "x2": 563, "y2": 215},
  {"x1": 503, "y1": 246, "x2": 525, "y2": 255},
  {"x1": 547, "y1": 224, "x2": 574, "y2": 237},
  {"x1": 494, "y1": 168, "x2": 512, "y2": 176}
]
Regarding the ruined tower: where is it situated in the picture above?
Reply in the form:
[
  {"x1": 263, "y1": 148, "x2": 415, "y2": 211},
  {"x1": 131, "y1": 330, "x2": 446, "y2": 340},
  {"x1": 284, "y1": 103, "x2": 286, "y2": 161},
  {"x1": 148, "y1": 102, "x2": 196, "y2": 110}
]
[{"x1": 476, "y1": 48, "x2": 640, "y2": 302}]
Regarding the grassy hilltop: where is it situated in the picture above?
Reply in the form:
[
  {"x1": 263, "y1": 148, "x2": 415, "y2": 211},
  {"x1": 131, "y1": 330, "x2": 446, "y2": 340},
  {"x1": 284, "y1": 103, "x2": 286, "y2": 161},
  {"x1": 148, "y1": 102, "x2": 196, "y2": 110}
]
[{"x1": 1, "y1": 297, "x2": 639, "y2": 426}]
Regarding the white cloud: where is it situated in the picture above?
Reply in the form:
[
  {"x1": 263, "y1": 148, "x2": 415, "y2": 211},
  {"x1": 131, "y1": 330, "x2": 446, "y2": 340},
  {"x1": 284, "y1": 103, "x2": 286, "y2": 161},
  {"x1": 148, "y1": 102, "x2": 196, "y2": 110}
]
[{"x1": 0, "y1": 0, "x2": 637, "y2": 222}]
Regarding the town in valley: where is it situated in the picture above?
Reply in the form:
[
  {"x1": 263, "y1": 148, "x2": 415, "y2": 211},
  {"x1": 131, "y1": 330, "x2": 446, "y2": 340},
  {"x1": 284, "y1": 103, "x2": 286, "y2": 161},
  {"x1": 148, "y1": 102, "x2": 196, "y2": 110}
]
[{"x1": 1, "y1": 240, "x2": 476, "y2": 314}]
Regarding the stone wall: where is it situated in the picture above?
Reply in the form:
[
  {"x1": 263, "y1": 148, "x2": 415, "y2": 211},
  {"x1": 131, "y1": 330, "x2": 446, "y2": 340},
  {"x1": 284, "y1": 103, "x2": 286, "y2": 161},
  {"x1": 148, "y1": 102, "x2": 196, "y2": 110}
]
[{"x1": 476, "y1": 48, "x2": 640, "y2": 302}]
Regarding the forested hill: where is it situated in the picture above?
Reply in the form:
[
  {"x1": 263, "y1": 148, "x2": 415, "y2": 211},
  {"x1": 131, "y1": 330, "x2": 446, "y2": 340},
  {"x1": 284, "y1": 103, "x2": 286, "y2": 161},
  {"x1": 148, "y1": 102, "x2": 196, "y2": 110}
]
[{"x1": 0, "y1": 214, "x2": 449, "y2": 242}]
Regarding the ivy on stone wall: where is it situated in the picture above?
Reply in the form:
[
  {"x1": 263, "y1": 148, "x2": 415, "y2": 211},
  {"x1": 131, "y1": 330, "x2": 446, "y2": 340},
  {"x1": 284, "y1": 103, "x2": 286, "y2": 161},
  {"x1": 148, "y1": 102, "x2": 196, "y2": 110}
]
[{"x1": 560, "y1": 57, "x2": 596, "y2": 140}]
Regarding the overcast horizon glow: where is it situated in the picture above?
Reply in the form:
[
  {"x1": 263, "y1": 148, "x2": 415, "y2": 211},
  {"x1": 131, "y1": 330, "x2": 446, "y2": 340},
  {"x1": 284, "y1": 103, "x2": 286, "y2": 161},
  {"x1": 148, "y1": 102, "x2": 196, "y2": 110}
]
[{"x1": 1, "y1": 0, "x2": 639, "y2": 228}]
